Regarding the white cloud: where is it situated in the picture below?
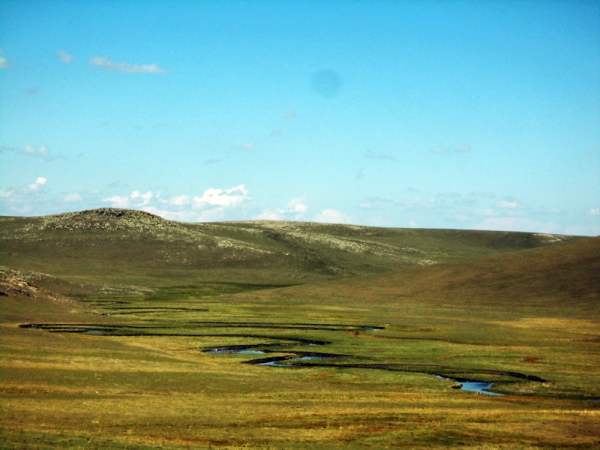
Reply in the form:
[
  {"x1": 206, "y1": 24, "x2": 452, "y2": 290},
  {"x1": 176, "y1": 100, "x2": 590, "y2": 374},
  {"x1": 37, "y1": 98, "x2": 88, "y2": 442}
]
[
  {"x1": 359, "y1": 200, "x2": 379, "y2": 210},
  {"x1": 0, "y1": 51, "x2": 8, "y2": 69},
  {"x1": 0, "y1": 189, "x2": 13, "y2": 199},
  {"x1": 23, "y1": 145, "x2": 49, "y2": 158},
  {"x1": 432, "y1": 144, "x2": 472, "y2": 154},
  {"x1": 364, "y1": 150, "x2": 397, "y2": 161},
  {"x1": 590, "y1": 208, "x2": 600, "y2": 217},
  {"x1": 314, "y1": 209, "x2": 350, "y2": 224},
  {"x1": 100, "y1": 185, "x2": 248, "y2": 221},
  {"x1": 288, "y1": 198, "x2": 307, "y2": 214},
  {"x1": 192, "y1": 185, "x2": 248, "y2": 208},
  {"x1": 28, "y1": 176, "x2": 47, "y2": 192},
  {"x1": 233, "y1": 142, "x2": 255, "y2": 151},
  {"x1": 255, "y1": 209, "x2": 283, "y2": 221},
  {"x1": 130, "y1": 190, "x2": 153, "y2": 205},
  {"x1": 0, "y1": 144, "x2": 54, "y2": 160},
  {"x1": 142, "y1": 205, "x2": 227, "y2": 223},
  {"x1": 498, "y1": 200, "x2": 520, "y2": 209},
  {"x1": 90, "y1": 56, "x2": 165, "y2": 74},
  {"x1": 64, "y1": 193, "x2": 82, "y2": 202},
  {"x1": 141, "y1": 206, "x2": 197, "y2": 222},
  {"x1": 168, "y1": 195, "x2": 189, "y2": 206},
  {"x1": 57, "y1": 50, "x2": 73, "y2": 63},
  {"x1": 0, "y1": 177, "x2": 54, "y2": 216},
  {"x1": 103, "y1": 190, "x2": 153, "y2": 208},
  {"x1": 103, "y1": 195, "x2": 129, "y2": 208},
  {"x1": 253, "y1": 198, "x2": 308, "y2": 221}
]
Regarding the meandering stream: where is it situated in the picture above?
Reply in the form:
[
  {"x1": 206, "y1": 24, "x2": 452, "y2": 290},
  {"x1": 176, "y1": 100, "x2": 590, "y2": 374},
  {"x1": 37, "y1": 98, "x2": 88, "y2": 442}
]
[
  {"x1": 435, "y1": 375, "x2": 503, "y2": 396},
  {"x1": 22, "y1": 321, "x2": 545, "y2": 397},
  {"x1": 201, "y1": 336, "x2": 541, "y2": 396}
]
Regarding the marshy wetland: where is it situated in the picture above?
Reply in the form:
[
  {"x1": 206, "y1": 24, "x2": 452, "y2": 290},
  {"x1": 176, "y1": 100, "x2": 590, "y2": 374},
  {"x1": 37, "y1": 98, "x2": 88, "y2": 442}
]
[
  {"x1": 22, "y1": 319, "x2": 546, "y2": 397},
  {"x1": 1, "y1": 211, "x2": 600, "y2": 448}
]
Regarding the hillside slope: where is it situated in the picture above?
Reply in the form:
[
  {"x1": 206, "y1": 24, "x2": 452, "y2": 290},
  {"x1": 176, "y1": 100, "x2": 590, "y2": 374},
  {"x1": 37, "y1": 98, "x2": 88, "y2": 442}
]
[
  {"x1": 387, "y1": 235, "x2": 600, "y2": 307},
  {"x1": 246, "y1": 235, "x2": 600, "y2": 317},
  {"x1": 0, "y1": 208, "x2": 576, "y2": 287}
]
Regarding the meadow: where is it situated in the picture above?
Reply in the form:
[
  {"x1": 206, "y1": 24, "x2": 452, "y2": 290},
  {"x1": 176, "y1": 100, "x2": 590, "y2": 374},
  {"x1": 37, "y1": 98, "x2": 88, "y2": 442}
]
[{"x1": 1, "y1": 209, "x2": 599, "y2": 448}]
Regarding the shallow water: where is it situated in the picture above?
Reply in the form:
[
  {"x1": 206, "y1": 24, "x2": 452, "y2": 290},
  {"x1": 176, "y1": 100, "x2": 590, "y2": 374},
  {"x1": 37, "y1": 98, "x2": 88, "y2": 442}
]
[
  {"x1": 23, "y1": 321, "x2": 547, "y2": 398},
  {"x1": 236, "y1": 349, "x2": 267, "y2": 355},
  {"x1": 255, "y1": 354, "x2": 339, "y2": 367},
  {"x1": 459, "y1": 381, "x2": 503, "y2": 396},
  {"x1": 298, "y1": 355, "x2": 327, "y2": 361},
  {"x1": 205, "y1": 345, "x2": 344, "y2": 367},
  {"x1": 205, "y1": 347, "x2": 267, "y2": 355},
  {"x1": 436, "y1": 375, "x2": 503, "y2": 397},
  {"x1": 84, "y1": 329, "x2": 109, "y2": 335},
  {"x1": 257, "y1": 359, "x2": 286, "y2": 367}
]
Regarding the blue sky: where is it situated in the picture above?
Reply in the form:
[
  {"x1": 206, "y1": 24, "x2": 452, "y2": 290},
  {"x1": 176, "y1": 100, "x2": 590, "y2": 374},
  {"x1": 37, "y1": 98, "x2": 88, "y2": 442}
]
[{"x1": 1, "y1": 0, "x2": 599, "y2": 235}]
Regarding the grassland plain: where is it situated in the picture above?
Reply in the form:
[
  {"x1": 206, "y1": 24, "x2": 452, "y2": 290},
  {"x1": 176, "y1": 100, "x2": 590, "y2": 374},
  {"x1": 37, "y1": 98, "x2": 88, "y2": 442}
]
[{"x1": 1, "y1": 209, "x2": 599, "y2": 449}]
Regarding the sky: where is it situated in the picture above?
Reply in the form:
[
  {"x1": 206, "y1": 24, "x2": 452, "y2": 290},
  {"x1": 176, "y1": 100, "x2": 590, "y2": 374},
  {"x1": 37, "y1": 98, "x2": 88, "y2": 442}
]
[{"x1": 1, "y1": 0, "x2": 599, "y2": 235}]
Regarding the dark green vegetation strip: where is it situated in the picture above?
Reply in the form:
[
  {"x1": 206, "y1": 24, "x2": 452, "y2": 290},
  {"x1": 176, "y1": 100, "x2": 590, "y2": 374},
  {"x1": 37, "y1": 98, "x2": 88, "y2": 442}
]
[{"x1": 22, "y1": 321, "x2": 546, "y2": 393}]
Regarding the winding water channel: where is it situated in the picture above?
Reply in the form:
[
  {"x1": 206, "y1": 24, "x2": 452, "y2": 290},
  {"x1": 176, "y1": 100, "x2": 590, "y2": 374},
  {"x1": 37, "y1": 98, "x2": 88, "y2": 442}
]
[
  {"x1": 21, "y1": 321, "x2": 546, "y2": 396},
  {"x1": 202, "y1": 341, "x2": 512, "y2": 396}
]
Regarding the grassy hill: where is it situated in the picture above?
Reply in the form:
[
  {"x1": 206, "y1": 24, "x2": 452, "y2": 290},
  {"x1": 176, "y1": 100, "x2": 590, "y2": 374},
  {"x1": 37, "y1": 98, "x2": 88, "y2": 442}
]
[
  {"x1": 0, "y1": 207, "x2": 576, "y2": 288},
  {"x1": 1, "y1": 208, "x2": 599, "y2": 449}
]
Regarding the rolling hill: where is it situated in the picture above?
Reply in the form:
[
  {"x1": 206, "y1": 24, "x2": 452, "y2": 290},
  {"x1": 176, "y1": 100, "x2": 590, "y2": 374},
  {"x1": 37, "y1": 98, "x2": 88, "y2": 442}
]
[
  {"x1": 1, "y1": 208, "x2": 599, "y2": 449},
  {"x1": 0, "y1": 207, "x2": 576, "y2": 288}
]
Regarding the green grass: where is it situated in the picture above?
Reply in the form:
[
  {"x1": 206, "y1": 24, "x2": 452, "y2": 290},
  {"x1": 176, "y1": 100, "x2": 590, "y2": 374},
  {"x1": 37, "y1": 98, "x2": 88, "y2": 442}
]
[
  {"x1": 0, "y1": 208, "x2": 576, "y2": 286},
  {"x1": 1, "y1": 209, "x2": 599, "y2": 448}
]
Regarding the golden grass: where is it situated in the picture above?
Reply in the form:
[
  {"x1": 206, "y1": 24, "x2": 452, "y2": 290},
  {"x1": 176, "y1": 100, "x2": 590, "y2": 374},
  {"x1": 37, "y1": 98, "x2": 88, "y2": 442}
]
[{"x1": 1, "y1": 232, "x2": 599, "y2": 448}]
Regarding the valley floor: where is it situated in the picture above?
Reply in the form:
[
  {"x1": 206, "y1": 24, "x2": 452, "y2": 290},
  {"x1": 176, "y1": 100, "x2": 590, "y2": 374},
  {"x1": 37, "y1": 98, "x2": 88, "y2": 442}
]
[
  {"x1": 1, "y1": 217, "x2": 599, "y2": 448},
  {"x1": 2, "y1": 270, "x2": 600, "y2": 449}
]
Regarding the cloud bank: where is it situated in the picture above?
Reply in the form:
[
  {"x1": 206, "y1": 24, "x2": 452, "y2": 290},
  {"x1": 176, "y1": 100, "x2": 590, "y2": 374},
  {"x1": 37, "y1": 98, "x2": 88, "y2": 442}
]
[
  {"x1": 102, "y1": 185, "x2": 249, "y2": 222},
  {"x1": 90, "y1": 56, "x2": 165, "y2": 74}
]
